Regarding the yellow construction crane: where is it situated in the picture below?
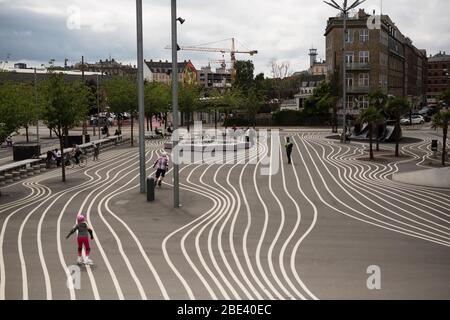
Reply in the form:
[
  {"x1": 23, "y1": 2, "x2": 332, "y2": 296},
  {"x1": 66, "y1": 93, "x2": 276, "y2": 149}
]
[{"x1": 165, "y1": 37, "x2": 258, "y2": 80}]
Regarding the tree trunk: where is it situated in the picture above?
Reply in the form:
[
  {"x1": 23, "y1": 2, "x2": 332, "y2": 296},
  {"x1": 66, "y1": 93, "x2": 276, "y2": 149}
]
[
  {"x1": 395, "y1": 118, "x2": 400, "y2": 157},
  {"x1": 25, "y1": 126, "x2": 29, "y2": 142},
  {"x1": 146, "y1": 117, "x2": 149, "y2": 132},
  {"x1": 60, "y1": 137, "x2": 66, "y2": 182},
  {"x1": 130, "y1": 115, "x2": 134, "y2": 147},
  {"x1": 376, "y1": 124, "x2": 380, "y2": 152},
  {"x1": 443, "y1": 125, "x2": 448, "y2": 167},
  {"x1": 49, "y1": 128, "x2": 52, "y2": 138},
  {"x1": 150, "y1": 114, "x2": 153, "y2": 132},
  {"x1": 369, "y1": 123, "x2": 374, "y2": 160},
  {"x1": 164, "y1": 113, "x2": 168, "y2": 129},
  {"x1": 187, "y1": 112, "x2": 190, "y2": 132}
]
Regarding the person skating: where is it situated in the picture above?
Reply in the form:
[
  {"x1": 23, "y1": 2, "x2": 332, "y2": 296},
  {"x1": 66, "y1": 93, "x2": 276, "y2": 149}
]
[
  {"x1": 66, "y1": 214, "x2": 94, "y2": 265},
  {"x1": 285, "y1": 137, "x2": 294, "y2": 164},
  {"x1": 153, "y1": 151, "x2": 169, "y2": 187}
]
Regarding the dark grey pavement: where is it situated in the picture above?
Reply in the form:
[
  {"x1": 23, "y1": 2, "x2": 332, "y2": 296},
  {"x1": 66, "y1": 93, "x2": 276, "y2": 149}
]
[{"x1": 0, "y1": 130, "x2": 449, "y2": 300}]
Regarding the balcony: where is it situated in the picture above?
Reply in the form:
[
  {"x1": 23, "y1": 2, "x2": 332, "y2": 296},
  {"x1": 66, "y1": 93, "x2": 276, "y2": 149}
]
[
  {"x1": 345, "y1": 62, "x2": 371, "y2": 71},
  {"x1": 347, "y1": 85, "x2": 371, "y2": 93}
]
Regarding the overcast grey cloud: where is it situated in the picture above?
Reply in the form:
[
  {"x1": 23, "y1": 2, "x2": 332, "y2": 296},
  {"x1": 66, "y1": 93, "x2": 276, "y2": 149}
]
[{"x1": 1, "y1": 0, "x2": 449, "y2": 75}]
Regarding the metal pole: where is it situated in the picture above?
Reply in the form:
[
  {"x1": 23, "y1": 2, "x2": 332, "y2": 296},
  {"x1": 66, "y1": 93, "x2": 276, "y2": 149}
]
[
  {"x1": 96, "y1": 73, "x2": 100, "y2": 139},
  {"x1": 34, "y1": 68, "x2": 40, "y2": 147},
  {"x1": 342, "y1": 9, "x2": 347, "y2": 142},
  {"x1": 136, "y1": 0, "x2": 146, "y2": 193},
  {"x1": 171, "y1": 0, "x2": 180, "y2": 208}
]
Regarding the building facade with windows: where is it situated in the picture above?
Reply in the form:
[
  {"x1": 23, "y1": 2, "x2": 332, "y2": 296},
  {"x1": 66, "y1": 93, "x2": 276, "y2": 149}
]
[
  {"x1": 197, "y1": 64, "x2": 232, "y2": 90},
  {"x1": 143, "y1": 60, "x2": 198, "y2": 85},
  {"x1": 427, "y1": 51, "x2": 450, "y2": 104},
  {"x1": 325, "y1": 9, "x2": 427, "y2": 113}
]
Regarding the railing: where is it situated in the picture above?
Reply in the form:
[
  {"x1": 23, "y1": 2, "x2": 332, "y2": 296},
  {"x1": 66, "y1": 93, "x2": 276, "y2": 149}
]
[
  {"x1": 346, "y1": 62, "x2": 371, "y2": 70},
  {"x1": 347, "y1": 86, "x2": 371, "y2": 93}
]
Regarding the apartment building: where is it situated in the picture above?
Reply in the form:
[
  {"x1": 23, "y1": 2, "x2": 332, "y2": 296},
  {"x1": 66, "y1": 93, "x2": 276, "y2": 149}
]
[
  {"x1": 143, "y1": 59, "x2": 198, "y2": 85},
  {"x1": 324, "y1": 9, "x2": 427, "y2": 112},
  {"x1": 427, "y1": 51, "x2": 450, "y2": 104},
  {"x1": 197, "y1": 64, "x2": 232, "y2": 90}
]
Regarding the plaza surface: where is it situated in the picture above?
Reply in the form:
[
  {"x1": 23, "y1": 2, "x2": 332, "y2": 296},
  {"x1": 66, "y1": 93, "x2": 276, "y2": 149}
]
[{"x1": 0, "y1": 129, "x2": 449, "y2": 300}]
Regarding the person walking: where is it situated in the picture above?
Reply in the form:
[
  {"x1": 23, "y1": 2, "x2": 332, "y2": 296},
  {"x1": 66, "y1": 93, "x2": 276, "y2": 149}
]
[
  {"x1": 55, "y1": 149, "x2": 62, "y2": 167},
  {"x1": 93, "y1": 142, "x2": 99, "y2": 161},
  {"x1": 285, "y1": 137, "x2": 294, "y2": 164},
  {"x1": 153, "y1": 151, "x2": 169, "y2": 187},
  {"x1": 66, "y1": 214, "x2": 94, "y2": 265}
]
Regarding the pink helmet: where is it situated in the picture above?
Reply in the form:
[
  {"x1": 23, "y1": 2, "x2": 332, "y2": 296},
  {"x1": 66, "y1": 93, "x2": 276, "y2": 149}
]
[{"x1": 77, "y1": 215, "x2": 86, "y2": 223}]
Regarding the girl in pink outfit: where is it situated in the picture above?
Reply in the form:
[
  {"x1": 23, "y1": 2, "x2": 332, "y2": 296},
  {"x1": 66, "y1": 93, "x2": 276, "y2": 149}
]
[{"x1": 66, "y1": 215, "x2": 94, "y2": 265}]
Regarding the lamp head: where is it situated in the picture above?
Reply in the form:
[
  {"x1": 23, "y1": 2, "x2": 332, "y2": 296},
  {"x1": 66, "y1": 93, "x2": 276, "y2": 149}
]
[{"x1": 176, "y1": 17, "x2": 185, "y2": 24}]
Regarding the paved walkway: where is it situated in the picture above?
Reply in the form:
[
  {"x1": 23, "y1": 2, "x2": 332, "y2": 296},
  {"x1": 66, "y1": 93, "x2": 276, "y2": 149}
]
[{"x1": 0, "y1": 130, "x2": 449, "y2": 300}]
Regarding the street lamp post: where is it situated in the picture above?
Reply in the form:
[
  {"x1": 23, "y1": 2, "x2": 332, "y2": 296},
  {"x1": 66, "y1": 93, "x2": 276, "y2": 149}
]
[
  {"x1": 171, "y1": 0, "x2": 181, "y2": 208},
  {"x1": 136, "y1": 0, "x2": 146, "y2": 193},
  {"x1": 324, "y1": 0, "x2": 366, "y2": 142},
  {"x1": 34, "y1": 68, "x2": 40, "y2": 148}
]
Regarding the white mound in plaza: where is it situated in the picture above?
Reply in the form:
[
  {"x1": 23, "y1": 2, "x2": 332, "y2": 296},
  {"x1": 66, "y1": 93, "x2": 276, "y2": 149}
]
[{"x1": 392, "y1": 168, "x2": 450, "y2": 189}]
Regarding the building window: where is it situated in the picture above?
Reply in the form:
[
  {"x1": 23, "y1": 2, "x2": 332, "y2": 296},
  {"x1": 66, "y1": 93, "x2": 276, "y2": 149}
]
[
  {"x1": 359, "y1": 51, "x2": 370, "y2": 63},
  {"x1": 346, "y1": 73, "x2": 354, "y2": 87},
  {"x1": 360, "y1": 29, "x2": 369, "y2": 43},
  {"x1": 346, "y1": 96, "x2": 354, "y2": 109},
  {"x1": 361, "y1": 95, "x2": 370, "y2": 108},
  {"x1": 345, "y1": 30, "x2": 354, "y2": 43},
  {"x1": 359, "y1": 73, "x2": 370, "y2": 87},
  {"x1": 345, "y1": 52, "x2": 354, "y2": 64}
]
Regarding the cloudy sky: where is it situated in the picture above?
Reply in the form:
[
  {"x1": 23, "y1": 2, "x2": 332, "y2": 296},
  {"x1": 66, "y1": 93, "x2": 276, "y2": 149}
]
[{"x1": 1, "y1": 0, "x2": 449, "y2": 76}]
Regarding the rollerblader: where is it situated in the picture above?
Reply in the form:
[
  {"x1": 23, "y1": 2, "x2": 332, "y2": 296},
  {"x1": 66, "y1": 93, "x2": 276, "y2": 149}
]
[
  {"x1": 153, "y1": 151, "x2": 169, "y2": 187},
  {"x1": 66, "y1": 214, "x2": 94, "y2": 265}
]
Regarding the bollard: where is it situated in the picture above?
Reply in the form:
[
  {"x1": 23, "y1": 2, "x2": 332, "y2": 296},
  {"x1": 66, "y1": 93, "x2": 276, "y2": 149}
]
[{"x1": 147, "y1": 176, "x2": 155, "y2": 202}]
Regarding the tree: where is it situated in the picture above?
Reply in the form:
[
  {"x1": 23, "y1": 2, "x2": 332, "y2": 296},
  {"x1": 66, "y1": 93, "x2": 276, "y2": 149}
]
[
  {"x1": 385, "y1": 97, "x2": 411, "y2": 157},
  {"x1": 103, "y1": 77, "x2": 137, "y2": 146},
  {"x1": 0, "y1": 82, "x2": 24, "y2": 143},
  {"x1": 243, "y1": 88, "x2": 262, "y2": 128},
  {"x1": 178, "y1": 83, "x2": 201, "y2": 131},
  {"x1": 144, "y1": 82, "x2": 171, "y2": 131},
  {"x1": 432, "y1": 109, "x2": 450, "y2": 166},
  {"x1": 359, "y1": 106, "x2": 384, "y2": 160},
  {"x1": 39, "y1": 73, "x2": 91, "y2": 182},
  {"x1": 439, "y1": 88, "x2": 450, "y2": 107},
  {"x1": 369, "y1": 88, "x2": 388, "y2": 151},
  {"x1": 233, "y1": 60, "x2": 255, "y2": 94}
]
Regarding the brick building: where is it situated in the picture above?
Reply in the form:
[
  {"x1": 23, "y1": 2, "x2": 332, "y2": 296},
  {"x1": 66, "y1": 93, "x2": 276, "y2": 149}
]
[
  {"x1": 324, "y1": 9, "x2": 427, "y2": 113},
  {"x1": 427, "y1": 51, "x2": 450, "y2": 104},
  {"x1": 75, "y1": 58, "x2": 137, "y2": 77},
  {"x1": 143, "y1": 60, "x2": 198, "y2": 85}
]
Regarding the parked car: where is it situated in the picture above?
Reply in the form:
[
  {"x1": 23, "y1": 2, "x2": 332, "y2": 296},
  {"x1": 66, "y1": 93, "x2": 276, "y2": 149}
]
[{"x1": 400, "y1": 114, "x2": 425, "y2": 125}]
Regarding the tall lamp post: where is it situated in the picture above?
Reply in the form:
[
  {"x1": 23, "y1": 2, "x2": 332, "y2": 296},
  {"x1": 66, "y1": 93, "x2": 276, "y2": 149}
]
[
  {"x1": 324, "y1": 0, "x2": 365, "y2": 142},
  {"x1": 171, "y1": 0, "x2": 184, "y2": 208},
  {"x1": 136, "y1": 0, "x2": 146, "y2": 193}
]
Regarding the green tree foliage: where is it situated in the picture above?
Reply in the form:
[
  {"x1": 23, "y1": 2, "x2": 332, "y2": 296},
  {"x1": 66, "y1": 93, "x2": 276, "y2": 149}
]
[
  {"x1": 359, "y1": 106, "x2": 384, "y2": 160},
  {"x1": 385, "y1": 97, "x2": 411, "y2": 157},
  {"x1": 179, "y1": 83, "x2": 201, "y2": 131},
  {"x1": 369, "y1": 88, "x2": 388, "y2": 151},
  {"x1": 103, "y1": 77, "x2": 137, "y2": 146},
  {"x1": 439, "y1": 89, "x2": 450, "y2": 107},
  {"x1": 233, "y1": 60, "x2": 255, "y2": 94},
  {"x1": 0, "y1": 81, "x2": 39, "y2": 143},
  {"x1": 39, "y1": 73, "x2": 91, "y2": 182},
  {"x1": 144, "y1": 82, "x2": 171, "y2": 131},
  {"x1": 432, "y1": 109, "x2": 450, "y2": 166}
]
